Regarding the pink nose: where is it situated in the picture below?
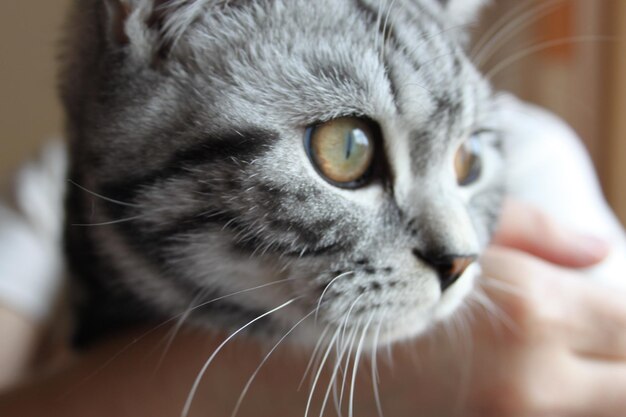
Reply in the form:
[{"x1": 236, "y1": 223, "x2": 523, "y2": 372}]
[{"x1": 413, "y1": 250, "x2": 477, "y2": 291}]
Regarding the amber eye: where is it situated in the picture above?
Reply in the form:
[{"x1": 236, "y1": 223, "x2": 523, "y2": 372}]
[
  {"x1": 305, "y1": 117, "x2": 376, "y2": 188},
  {"x1": 454, "y1": 135, "x2": 482, "y2": 186}
]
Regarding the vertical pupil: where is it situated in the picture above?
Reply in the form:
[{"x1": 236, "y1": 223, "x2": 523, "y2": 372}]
[
  {"x1": 461, "y1": 146, "x2": 470, "y2": 167},
  {"x1": 345, "y1": 130, "x2": 354, "y2": 159},
  {"x1": 455, "y1": 137, "x2": 482, "y2": 186},
  {"x1": 344, "y1": 129, "x2": 368, "y2": 160}
]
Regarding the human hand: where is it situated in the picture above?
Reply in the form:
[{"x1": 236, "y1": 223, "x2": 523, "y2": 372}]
[
  {"x1": 470, "y1": 200, "x2": 623, "y2": 417},
  {"x1": 373, "y1": 200, "x2": 623, "y2": 417}
]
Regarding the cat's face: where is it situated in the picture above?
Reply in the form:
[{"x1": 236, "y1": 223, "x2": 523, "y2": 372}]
[{"x1": 62, "y1": 0, "x2": 503, "y2": 347}]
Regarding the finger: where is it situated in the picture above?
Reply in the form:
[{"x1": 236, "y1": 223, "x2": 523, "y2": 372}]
[
  {"x1": 478, "y1": 247, "x2": 563, "y2": 346},
  {"x1": 482, "y1": 248, "x2": 626, "y2": 360},
  {"x1": 492, "y1": 199, "x2": 610, "y2": 268},
  {"x1": 480, "y1": 246, "x2": 558, "y2": 301}
]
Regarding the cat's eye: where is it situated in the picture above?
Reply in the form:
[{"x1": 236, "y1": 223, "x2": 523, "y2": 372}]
[
  {"x1": 305, "y1": 117, "x2": 376, "y2": 188},
  {"x1": 454, "y1": 135, "x2": 482, "y2": 186}
]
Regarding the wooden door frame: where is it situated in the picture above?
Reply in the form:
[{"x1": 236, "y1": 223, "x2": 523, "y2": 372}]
[{"x1": 605, "y1": 0, "x2": 626, "y2": 224}]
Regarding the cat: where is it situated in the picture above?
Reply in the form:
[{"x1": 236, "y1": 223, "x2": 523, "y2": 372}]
[{"x1": 60, "y1": 0, "x2": 504, "y2": 354}]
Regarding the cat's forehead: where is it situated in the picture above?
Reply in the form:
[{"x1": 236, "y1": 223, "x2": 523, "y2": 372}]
[{"x1": 176, "y1": 0, "x2": 487, "y2": 130}]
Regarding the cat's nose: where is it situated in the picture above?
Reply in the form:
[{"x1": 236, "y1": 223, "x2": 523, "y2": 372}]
[{"x1": 412, "y1": 250, "x2": 477, "y2": 291}]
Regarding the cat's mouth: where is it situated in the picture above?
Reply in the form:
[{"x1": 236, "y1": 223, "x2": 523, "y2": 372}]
[{"x1": 292, "y1": 261, "x2": 481, "y2": 349}]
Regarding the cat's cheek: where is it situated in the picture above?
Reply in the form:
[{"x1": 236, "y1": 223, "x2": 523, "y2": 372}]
[{"x1": 433, "y1": 262, "x2": 481, "y2": 320}]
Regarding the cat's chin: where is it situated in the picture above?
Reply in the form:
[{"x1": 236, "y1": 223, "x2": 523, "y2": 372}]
[{"x1": 382, "y1": 263, "x2": 481, "y2": 346}]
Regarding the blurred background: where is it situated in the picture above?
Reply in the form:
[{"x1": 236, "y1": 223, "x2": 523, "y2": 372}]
[
  {"x1": 475, "y1": 0, "x2": 626, "y2": 224},
  {"x1": 0, "y1": 0, "x2": 625, "y2": 221},
  {"x1": 0, "y1": 1, "x2": 70, "y2": 177}
]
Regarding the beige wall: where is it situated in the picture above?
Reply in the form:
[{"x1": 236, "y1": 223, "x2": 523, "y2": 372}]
[{"x1": 0, "y1": 1, "x2": 70, "y2": 178}]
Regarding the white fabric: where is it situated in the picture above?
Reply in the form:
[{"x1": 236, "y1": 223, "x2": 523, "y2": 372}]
[
  {"x1": 495, "y1": 94, "x2": 626, "y2": 286},
  {"x1": 0, "y1": 143, "x2": 66, "y2": 320}
]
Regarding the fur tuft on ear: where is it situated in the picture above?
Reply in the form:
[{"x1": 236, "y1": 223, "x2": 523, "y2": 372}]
[
  {"x1": 102, "y1": 0, "x2": 185, "y2": 61},
  {"x1": 104, "y1": 0, "x2": 132, "y2": 45},
  {"x1": 102, "y1": 0, "x2": 235, "y2": 62},
  {"x1": 154, "y1": 0, "x2": 213, "y2": 45}
]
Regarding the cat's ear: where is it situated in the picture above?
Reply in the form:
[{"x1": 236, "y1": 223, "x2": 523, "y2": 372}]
[
  {"x1": 103, "y1": 0, "x2": 180, "y2": 61},
  {"x1": 104, "y1": 0, "x2": 130, "y2": 45},
  {"x1": 434, "y1": 0, "x2": 489, "y2": 27}
]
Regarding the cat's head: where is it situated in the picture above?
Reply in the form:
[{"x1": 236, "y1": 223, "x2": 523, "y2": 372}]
[{"x1": 62, "y1": 0, "x2": 503, "y2": 347}]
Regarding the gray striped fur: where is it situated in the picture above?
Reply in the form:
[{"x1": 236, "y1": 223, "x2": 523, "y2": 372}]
[{"x1": 60, "y1": 0, "x2": 500, "y2": 347}]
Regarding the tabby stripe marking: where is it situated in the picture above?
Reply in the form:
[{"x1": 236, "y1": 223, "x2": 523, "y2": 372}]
[
  {"x1": 352, "y1": 0, "x2": 423, "y2": 112},
  {"x1": 101, "y1": 128, "x2": 277, "y2": 204}
]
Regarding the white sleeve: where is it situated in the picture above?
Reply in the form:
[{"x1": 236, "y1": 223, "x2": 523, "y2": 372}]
[
  {"x1": 0, "y1": 143, "x2": 67, "y2": 320},
  {"x1": 494, "y1": 94, "x2": 626, "y2": 287}
]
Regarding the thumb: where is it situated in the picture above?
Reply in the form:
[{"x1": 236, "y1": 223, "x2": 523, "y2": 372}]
[{"x1": 492, "y1": 199, "x2": 610, "y2": 268}]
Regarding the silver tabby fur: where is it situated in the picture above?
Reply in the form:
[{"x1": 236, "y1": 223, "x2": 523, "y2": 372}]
[{"x1": 60, "y1": 0, "x2": 504, "y2": 348}]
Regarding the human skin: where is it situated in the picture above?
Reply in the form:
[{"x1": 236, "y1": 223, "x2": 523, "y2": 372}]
[
  {"x1": 0, "y1": 307, "x2": 39, "y2": 391},
  {"x1": 0, "y1": 200, "x2": 622, "y2": 417}
]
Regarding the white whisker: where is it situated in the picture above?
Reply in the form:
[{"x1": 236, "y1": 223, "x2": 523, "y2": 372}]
[
  {"x1": 151, "y1": 292, "x2": 205, "y2": 376},
  {"x1": 349, "y1": 316, "x2": 373, "y2": 417},
  {"x1": 299, "y1": 325, "x2": 332, "y2": 391},
  {"x1": 472, "y1": 0, "x2": 565, "y2": 66},
  {"x1": 338, "y1": 325, "x2": 360, "y2": 412},
  {"x1": 72, "y1": 215, "x2": 144, "y2": 227},
  {"x1": 380, "y1": 0, "x2": 397, "y2": 63},
  {"x1": 375, "y1": 0, "x2": 385, "y2": 58},
  {"x1": 340, "y1": 294, "x2": 365, "y2": 349},
  {"x1": 333, "y1": 316, "x2": 361, "y2": 417},
  {"x1": 332, "y1": 377, "x2": 344, "y2": 417},
  {"x1": 181, "y1": 298, "x2": 298, "y2": 417},
  {"x1": 231, "y1": 309, "x2": 316, "y2": 417},
  {"x1": 61, "y1": 279, "x2": 303, "y2": 398},
  {"x1": 475, "y1": 280, "x2": 522, "y2": 336},
  {"x1": 319, "y1": 326, "x2": 354, "y2": 417},
  {"x1": 315, "y1": 271, "x2": 355, "y2": 323},
  {"x1": 485, "y1": 36, "x2": 616, "y2": 80},
  {"x1": 481, "y1": 275, "x2": 527, "y2": 298},
  {"x1": 304, "y1": 325, "x2": 343, "y2": 417},
  {"x1": 186, "y1": 277, "x2": 305, "y2": 316},
  {"x1": 460, "y1": 312, "x2": 474, "y2": 405},
  {"x1": 371, "y1": 311, "x2": 386, "y2": 417},
  {"x1": 309, "y1": 294, "x2": 363, "y2": 417},
  {"x1": 471, "y1": 0, "x2": 547, "y2": 59},
  {"x1": 68, "y1": 179, "x2": 141, "y2": 207}
]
